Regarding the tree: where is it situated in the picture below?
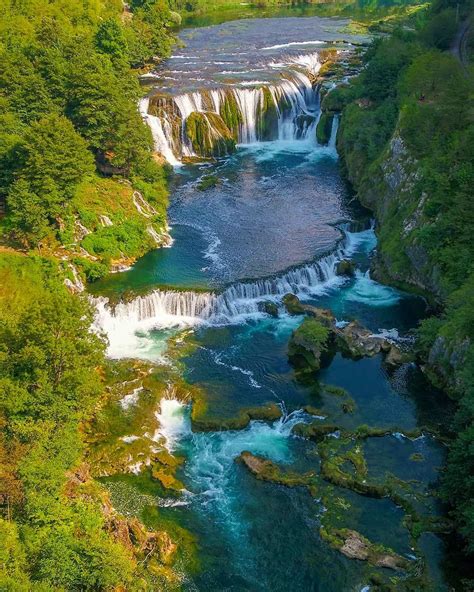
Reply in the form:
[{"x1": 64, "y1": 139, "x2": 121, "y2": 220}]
[
  {"x1": 20, "y1": 114, "x2": 94, "y2": 198},
  {"x1": 6, "y1": 180, "x2": 51, "y2": 245},
  {"x1": 95, "y1": 17, "x2": 129, "y2": 64}
]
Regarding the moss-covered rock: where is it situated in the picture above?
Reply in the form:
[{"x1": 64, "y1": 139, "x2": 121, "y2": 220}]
[
  {"x1": 335, "y1": 320, "x2": 391, "y2": 358},
  {"x1": 292, "y1": 421, "x2": 339, "y2": 441},
  {"x1": 335, "y1": 259, "x2": 356, "y2": 277},
  {"x1": 185, "y1": 111, "x2": 236, "y2": 157},
  {"x1": 197, "y1": 174, "x2": 219, "y2": 191},
  {"x1": 258, "y1": 87, "x2": 279, "y2": 140},
  {"x1": 151, "y1": 466, "x2": 185, "y2": 491},
  {"x1": 320, "y1": 528, "x2": 408, "y2": 570},
  {"x1": 288, "y1": 317, "x2": 333, "y2": 374},
  {"x1": 263, "y1": 301, "x2": 279, "y2": 317},
  {"x1": 237, "y1": 451, "x2": 318, "y2": 496},
  {"x1": 219, "y1": 92, "x2": 242, "y2": 140},
  {"x1": 282, "y1": 293, "x2": 306, "y2": 315},
  {"x1": 282, "y1": 293, "x2": 335, "y2": 326},
  {"x1": 316, "y1": 112, "x2": 334, "y2": 145},
  {"x1": 191, "y1": 402, "x2": 282, "y2": 432}
]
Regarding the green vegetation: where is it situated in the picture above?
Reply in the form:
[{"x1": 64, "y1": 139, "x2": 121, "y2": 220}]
[
  {"x1": 0, "y1": 1, "x2": 194, "y2": 588},
  {"x1": 185, "y1": 112, "x2": 236, "y2": 157},
  {"x1": 0, "y1": 254, "x2": 136, "y2": 589},
  {"x1": 0, "y1": 0, "x2": 174, "y2": 279},
  {"x1": 316, "y1": 112, "x2": 334, "y2": 145},
  {"x1": 335, "y1": 0, "x2": 474, "y2": 559},
  {"x1": 288, "y1": 317, "x2": 332, "y2": 374}
]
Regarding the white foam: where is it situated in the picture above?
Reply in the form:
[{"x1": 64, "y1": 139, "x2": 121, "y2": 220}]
[
  {"x1": 154, "y1": 397, "x2": 190, "y2": 452},
  {"x1": 345, "y1": 270, "x2": 401, "y2": 307},
  {"x1": 120, "y1": 386, "x2": 143, "y2": 410},
  {"x1": 261, "y1": 40, "x2": 324, "y2": 51}
]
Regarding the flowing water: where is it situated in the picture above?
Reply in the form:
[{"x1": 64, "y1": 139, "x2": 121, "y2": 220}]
[{"x1": 96, "y1": 14, "x2": 452, "y2": 591}]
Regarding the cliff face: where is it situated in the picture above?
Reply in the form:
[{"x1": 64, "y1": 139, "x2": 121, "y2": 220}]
[
  {"x1": 341, "y1": 129, "x2": 442, "y2": 300},
  {"x1": 338, "y1": 116, "x2": 469, "y2": 394}
]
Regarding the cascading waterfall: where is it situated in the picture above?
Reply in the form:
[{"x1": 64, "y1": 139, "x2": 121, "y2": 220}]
[
  {"x1": 93, "y1": 227, "x2": 368, "y2": 358},
  {"x1": 142, "y1": 69, "x2": 321, "y2": 163},
  {"x1": 139, "y1": 98, "x2": 182, "y2": 167}
]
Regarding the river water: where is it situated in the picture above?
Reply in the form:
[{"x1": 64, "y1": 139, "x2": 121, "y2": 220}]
[{"x1": 95, "y1": 14, "x2": 452, "y2": 591}]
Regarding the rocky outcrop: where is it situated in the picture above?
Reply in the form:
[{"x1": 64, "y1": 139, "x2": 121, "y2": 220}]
[
  {"x1": 288, "y1": 317, "x2": 333, "y2": 374},
  {"x1": 335, "y1": 259, "x2": 356, "y2": 277},
  {"x1": 263, "y1": 301, "x2": 279, "y2": 317},
  {"x1": 191, "y1": 402, "x2": 282, "y2": 432},
  {"x1": 237, "y1": 451, "x2": 318, "y2": 496},
  {"x1": 285, "y1": 294, "x2": 408, "y2": 366},
  {"x1": 425, "y1": 335, "x2": 471, "y2": 392},
  {"x1": 185, "y1": 111, "x2": 236, "y2": 157},
  {"x1": 321, "y1": 528, "x2": 408, "y2": 571},
  {"x1": 335, "y1": 320, "x2": 392, "y2": 358},
  {"x1": 292, "y1": 422, "x2": 339, "y2": 441}
]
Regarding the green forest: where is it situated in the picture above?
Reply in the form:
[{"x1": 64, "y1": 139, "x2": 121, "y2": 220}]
[
  {"x1": 334, "y1": 0, "x2": 474, "y2": 561},
  {"x1": 0, "y1": 0, "x2": 179, "y2": 589},
  {"x1": 1, "y1": 0, "x2": 474, "y2": 589}
]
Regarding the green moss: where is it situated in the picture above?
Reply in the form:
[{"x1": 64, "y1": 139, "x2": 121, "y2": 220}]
[
  {"x1": 316, "y1": 112, "x2": 334, "y2": 145},
  {"x1": 288, "y1": 317, "x2": 332, "y2": 374},
  {"x1": 191, "y1": 402, "x2": 282, "y2": 432},
  {"x1": 292, "y1": 422, "x2": 339, "y2": 442},
  {"x1": 409, "y1": 452, "x2": 425, "y2": 462},
  {"x1": 282, "y1": 293, "x2": 306, "y2": 315},
  {"x1": 322, "y1": 384, "x2": 349, "y2": 398},
  {"x1": 186, "y1": 111, "x2": 236, "y2": 157},
  {"x1": 237, "y1": 451, "x2": 318, "y2": 497},
  {"x1": 341, "y1": 397, "x2": 357, "y2": 414},
  {"x1": 197, "y1": 174, "x2": 219, "y2": 191},
  {"x1": 219, "y1": 92, "x2": 242, "y2": 140},
  {"x1": 295, "y1": 318, "x2": 330, "y2": 344},
  {"x1": 258, "y1": 87, "x2": 279, "y2": 140}
]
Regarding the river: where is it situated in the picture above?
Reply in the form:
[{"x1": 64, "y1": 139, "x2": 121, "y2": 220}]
[{"x1": 93, "y1": 14, "x2": 452, "y2": 591}]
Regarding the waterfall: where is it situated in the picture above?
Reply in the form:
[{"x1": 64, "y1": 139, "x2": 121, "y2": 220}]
[
  {"x1": 93, "y1": 228, "x2": 361, "y2": 354},
  {"x1": 143, "y1": 70, "x2": 321, "y2": 163},
  {"x1": 328, "y1": 115, "x2": 339, "y2": 152},
  {"x1": 139, "y1": 98, "x2": 182, "y2": 167}
]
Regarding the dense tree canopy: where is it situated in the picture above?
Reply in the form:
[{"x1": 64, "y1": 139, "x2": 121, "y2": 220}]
[{"x1": 0, "y1": 0, "x2": 175, "y2": 248}]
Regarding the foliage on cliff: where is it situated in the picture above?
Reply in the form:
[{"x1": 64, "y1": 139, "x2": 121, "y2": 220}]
[
  {"x1": 0, "y1": 0, "x2": 186, "y2": 589},
  {"x1": 0, "y1": 254, "x2": 136, "y2": 589},
  {"x1": 0, "y1": 0, "x2": 175, "y2": 279},
  {"x1": 336, "y1": 0, "x2": 474, "y2": 558}
]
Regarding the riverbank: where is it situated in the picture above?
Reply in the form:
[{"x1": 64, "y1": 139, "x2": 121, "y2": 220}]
[{"x1": 332, "y1": 3, "x2": 474, "y2": 575}]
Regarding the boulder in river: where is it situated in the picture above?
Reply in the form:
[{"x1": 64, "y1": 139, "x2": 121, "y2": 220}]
[
  {"x1": 321, "y1": 528, "x2": 408, "y2": 571},
  {"x1": 263, "y1": 301, "x2": 279, "y2": 317},
  {"x1": 288, "y1": 317, "x2": 333, "y2": 373},
  {"x1": 335, "y1": 259, "x2": 356, "y2": 277}
]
